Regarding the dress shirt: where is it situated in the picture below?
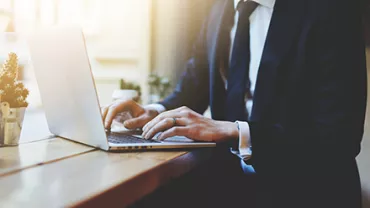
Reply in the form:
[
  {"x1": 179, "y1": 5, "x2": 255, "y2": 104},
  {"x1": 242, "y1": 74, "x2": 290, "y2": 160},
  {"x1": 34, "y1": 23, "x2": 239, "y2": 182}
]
[{"x1": 147, "y1": 0, "x2": 275, "y2": 161}]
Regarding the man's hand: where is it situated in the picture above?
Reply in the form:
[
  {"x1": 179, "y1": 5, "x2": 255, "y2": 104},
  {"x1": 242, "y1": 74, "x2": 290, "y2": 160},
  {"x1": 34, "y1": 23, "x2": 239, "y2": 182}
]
[
  {"x1": 101, "y1": 100, "x2": 159, "y2": 130},
  {"x1": 142, "y1": 106, "x2": 239, "y2": 142}
]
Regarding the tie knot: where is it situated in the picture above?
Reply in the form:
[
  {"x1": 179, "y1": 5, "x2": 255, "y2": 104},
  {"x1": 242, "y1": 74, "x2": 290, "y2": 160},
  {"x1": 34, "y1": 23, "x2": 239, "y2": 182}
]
[{"x1": 237, "y1": 0, "x2": 259, "y2": 18}]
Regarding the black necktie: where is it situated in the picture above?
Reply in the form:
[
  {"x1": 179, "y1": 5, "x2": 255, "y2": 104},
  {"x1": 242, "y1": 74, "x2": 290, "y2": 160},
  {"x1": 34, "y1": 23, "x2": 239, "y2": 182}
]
[{"x1": 225, "y1": 1, "x2": 258, "y2": 122}]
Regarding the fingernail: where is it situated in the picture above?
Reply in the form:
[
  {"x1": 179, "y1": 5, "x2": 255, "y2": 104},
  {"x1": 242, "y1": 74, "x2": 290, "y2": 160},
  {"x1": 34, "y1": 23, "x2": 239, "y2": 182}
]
[
  {"x1": 143, "y1": 123, "x2": 148, "y2": 131},
  {"x1": 123, "y1": 121, "x2": 129, "y2": 128},
  {"x1": 156, "y1": 133, "x2": 162, "y2": 140}
]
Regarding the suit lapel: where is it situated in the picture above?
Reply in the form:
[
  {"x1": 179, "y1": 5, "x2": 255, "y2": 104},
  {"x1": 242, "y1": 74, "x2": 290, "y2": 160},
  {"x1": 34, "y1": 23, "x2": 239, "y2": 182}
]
[
  {"x1": 250, "y1": 0, "x2": 305, "y2": 121},
  {"x1": 207, "y1": 0, "x2": 234, "y2": 120},
  {"x1": 207, "y1": 0, "x2": 233, "y2": 66}
]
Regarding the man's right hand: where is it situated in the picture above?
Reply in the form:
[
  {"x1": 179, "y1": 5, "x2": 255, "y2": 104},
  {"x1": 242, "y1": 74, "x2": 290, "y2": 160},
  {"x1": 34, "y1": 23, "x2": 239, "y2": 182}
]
[{"x1": 101, "y1": 100, "x2": 159, "y2": 130}]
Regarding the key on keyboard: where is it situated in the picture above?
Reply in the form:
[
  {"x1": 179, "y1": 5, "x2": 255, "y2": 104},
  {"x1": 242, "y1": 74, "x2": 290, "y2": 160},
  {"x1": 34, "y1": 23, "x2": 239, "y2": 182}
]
[{"x1": 107, "y1": 133, "x2": 160, "y2": 144}]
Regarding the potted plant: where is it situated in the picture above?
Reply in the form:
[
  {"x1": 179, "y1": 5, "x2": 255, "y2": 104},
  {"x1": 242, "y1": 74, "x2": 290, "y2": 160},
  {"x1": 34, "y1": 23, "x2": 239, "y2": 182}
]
[
  {"x1": 0, "y1": 52, "x2": 29, "y2": 146},
  {"x1": 112, "y1": 79, "x2": 141, "y2": 103},
  {"x1": 148, "y1": 73, "x2": 171, "y2": 103}
]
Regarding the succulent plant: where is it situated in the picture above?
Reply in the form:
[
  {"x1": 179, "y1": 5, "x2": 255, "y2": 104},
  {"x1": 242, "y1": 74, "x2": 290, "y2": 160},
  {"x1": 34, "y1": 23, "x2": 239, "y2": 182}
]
[
  {"x1": 0, "y1": 53, "x2": 29, "y2": 108},
  {"x1": 119, "y1": 79, "x2": 141, "y2": 97},
  {"x1": 148, "y1": 73, "x2": 171, "y2": 98}
]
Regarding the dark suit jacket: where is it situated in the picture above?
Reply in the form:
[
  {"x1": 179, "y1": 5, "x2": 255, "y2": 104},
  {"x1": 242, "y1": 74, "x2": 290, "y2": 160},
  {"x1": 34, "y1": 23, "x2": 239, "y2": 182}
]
[{"x1": 160, "y1": 0, "x2": 367, "y2": 207}]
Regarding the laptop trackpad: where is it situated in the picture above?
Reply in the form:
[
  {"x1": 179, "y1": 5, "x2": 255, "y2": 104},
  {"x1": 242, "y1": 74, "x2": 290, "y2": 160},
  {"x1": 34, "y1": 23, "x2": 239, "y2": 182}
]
[{"x1": 157, "y1": 134, "x2": 194, "y2": 143}]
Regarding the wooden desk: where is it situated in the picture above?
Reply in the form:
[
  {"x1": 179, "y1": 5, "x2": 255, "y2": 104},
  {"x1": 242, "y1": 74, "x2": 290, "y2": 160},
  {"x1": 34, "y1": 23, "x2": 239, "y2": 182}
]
[{"x1": 0, "y1": 110, "x2": 213, "y2": 207}]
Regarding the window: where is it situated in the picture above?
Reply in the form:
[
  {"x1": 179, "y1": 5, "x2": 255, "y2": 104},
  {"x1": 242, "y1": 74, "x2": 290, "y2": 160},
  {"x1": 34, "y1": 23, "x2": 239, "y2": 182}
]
[{"x1": 1, "y1": 0, "x2": 152, "y2": 107}]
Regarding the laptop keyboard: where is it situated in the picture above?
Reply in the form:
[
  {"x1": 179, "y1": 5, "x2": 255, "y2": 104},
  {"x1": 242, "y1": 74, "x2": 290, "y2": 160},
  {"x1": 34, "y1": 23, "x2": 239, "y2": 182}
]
[{"x1": 107, "y1": 133, "x2": 160, "y2": 144}]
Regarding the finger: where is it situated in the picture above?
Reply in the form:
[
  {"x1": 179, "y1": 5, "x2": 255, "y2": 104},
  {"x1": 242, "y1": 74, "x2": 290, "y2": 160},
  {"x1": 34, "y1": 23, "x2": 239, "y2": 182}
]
[
  {"x1": 157, "y1": 127, "x2": 189, "y2": 141},
  {"x1": 124, "y1": 116, "x2": 148, "y2": 129},
  {"x1": 105, "y1": 107, "x2": 118, "y2": 129},
  {"x1": 143, "y1": 117, "x2": 175, "y2": 139},
  {"x1": 142, "y1": 116, "x2": 187, "y2": 139},
  {"x1": 104, "y1": 100, "x2": 136, "y2": 129},
  {"x1": 142, "y1": 113, "x2": 169, "y2": 133},
  {"x1": 142, "y1": 108, "x2": 184, "y2": 132},
  {"x1": 101, "y1": 104, "x2": 112, "y2": 121},
  {"x1": 101, "y1": 105, "x2": 111, "y2": 122}
]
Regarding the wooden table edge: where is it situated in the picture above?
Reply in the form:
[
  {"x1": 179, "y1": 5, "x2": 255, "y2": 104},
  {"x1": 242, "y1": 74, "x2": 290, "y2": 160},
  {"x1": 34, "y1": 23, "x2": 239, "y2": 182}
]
[
  {"x1": 0, "y1": 137, "x2": 96, "y2": 177},
  {"x1": 71, "y1": 149, "x2": 213, "y2": 208}
]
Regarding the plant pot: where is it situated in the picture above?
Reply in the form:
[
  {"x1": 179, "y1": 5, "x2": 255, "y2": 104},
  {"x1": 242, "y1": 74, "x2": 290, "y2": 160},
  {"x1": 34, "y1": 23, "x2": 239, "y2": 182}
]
[
  {"x1": 112, "y1": 89, "x2": 139, "y2": 102},
  {"x1": 0, "y1": 106, "x2": 26, "y2": 146}
]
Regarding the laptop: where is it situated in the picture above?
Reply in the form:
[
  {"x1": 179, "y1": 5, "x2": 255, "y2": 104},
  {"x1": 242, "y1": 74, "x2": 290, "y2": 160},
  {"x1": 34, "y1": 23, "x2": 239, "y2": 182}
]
[{"x1": 28, "y1": 26, "x2": 216, "y2": 151}]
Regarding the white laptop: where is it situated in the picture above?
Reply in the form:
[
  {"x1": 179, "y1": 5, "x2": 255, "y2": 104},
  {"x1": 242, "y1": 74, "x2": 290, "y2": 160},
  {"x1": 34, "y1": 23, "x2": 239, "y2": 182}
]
[{"x1": 28, "y1": 26, "x2": 215, "y2": 151}]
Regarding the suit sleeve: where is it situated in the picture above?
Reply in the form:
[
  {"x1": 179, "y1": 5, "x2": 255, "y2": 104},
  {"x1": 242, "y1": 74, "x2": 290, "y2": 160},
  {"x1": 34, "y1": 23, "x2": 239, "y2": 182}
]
[
  {"x1": 249, "y1": 1, "x2": 367, "y2": 169},
  {"x1": 159, "y1": 18, "x2": 211, "y2": 115}
]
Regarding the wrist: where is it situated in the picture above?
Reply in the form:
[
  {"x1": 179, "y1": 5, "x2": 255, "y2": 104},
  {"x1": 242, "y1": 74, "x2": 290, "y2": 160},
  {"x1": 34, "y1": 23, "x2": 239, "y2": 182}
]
[
  {"x1": 145, "y1": 104, "x2": 166, "y2": 114},
  {"x1": 219, "y1": 121, "x2": 239, "y2": 140}
]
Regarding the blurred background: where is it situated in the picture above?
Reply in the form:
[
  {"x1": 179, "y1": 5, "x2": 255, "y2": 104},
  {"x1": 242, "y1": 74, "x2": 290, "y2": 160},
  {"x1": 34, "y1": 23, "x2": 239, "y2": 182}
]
[
  {"x1": 0, "y1": 0, "x2": 213, "y2": 107},
  {"x1": 1, "y1": 0, "x2": 370, "y2": 206}
]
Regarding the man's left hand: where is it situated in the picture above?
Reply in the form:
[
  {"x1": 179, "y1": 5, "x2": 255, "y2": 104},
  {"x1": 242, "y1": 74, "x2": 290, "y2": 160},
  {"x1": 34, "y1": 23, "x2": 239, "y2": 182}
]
[{"x1": 142, "y1": 106, "x2": 239, "y2": 142}]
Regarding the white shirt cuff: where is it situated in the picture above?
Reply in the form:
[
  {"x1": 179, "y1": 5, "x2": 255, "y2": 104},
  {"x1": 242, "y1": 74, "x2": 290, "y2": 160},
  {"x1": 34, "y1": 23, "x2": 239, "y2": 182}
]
[
  {"x1": 145, "y1": 104, "x2": 167, "y2": 114},
  {"x1": 235, "y1": 121, "x2": 252, "y2": 161}
]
